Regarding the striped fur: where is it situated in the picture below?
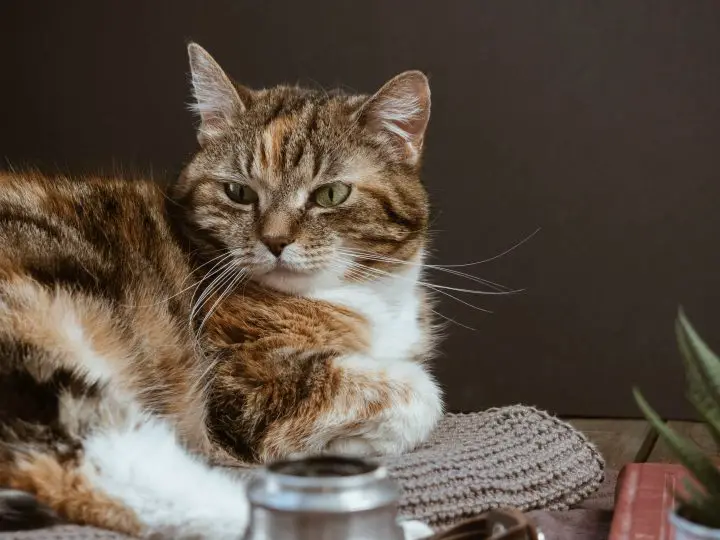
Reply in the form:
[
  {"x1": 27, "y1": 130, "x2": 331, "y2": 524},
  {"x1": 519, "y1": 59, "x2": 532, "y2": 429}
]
[{"x1": 0, "y1": 42, "x2": 441, "y2": 537}]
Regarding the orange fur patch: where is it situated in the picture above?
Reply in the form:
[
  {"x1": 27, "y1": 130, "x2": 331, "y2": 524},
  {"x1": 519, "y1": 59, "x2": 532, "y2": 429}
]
[{"x1": 4, "y1": 453, "x2": 141, "y2": 535}]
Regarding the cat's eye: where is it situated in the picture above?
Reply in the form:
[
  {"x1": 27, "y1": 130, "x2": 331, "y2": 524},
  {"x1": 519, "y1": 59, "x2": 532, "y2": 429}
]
[
  {"x1": 224, "y1": 183, "x2": 258, "y2": 205},
  {"x1": 313, "y1": 182, "x2": 351, "y2": 208}
]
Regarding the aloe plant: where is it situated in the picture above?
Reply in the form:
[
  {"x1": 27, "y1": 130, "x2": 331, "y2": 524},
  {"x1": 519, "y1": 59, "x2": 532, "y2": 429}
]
[{"x1": 634, "y1": 309, "x2": 720, "y2": 528}]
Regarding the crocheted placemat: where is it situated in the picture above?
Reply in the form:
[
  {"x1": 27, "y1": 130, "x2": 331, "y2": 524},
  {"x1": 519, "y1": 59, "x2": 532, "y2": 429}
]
[
  {"x1": 0, "y1": 405, "x2": 604, "y2": 538},
  {"x1": 386, "y1": 405, "x2": 605, "y2": 528}
]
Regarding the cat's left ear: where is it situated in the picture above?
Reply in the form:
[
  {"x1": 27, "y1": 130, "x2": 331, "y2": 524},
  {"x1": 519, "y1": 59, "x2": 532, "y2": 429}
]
[
  {"x1": 358, "y1": 71, "x2": 431, "y2": 166},
  {"x1": 187, "y1": 43, "x2": 252, "y2": 145}
]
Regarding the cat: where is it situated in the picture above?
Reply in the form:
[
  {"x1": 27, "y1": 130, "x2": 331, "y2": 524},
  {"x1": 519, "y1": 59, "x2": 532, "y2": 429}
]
[{"x1": 0, "y1": 42, "x2": 442, "y2": 539}]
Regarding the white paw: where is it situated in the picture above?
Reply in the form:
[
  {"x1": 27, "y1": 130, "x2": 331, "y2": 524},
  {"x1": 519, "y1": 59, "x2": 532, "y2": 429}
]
[
  {"x1": 325, "y1": 436, "x2": 378, "y2": 456},
  {"x1": 399, "y1": 519, "x2": 434, "y2": 540}
]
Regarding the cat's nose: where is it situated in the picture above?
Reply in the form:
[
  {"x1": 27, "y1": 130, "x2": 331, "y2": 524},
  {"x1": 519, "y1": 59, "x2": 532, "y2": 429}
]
[{"x1": 262, "y1": 235, "x2": 292, "y2": 257}]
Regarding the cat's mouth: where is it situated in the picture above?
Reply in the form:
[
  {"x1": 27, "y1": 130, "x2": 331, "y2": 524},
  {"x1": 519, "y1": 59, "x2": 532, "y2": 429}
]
[
  {"x1": 267, "y1": 260, "x2": 316, "y2": 276},
  {"x1": 252, "y1": 262, "x2": 322, "y2": 293}
]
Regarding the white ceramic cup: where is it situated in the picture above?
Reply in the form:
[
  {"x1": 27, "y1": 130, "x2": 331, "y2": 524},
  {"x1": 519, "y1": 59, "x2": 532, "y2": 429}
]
[{"x1": 670, "y1": 511, "x2": 720, "y2": 540}]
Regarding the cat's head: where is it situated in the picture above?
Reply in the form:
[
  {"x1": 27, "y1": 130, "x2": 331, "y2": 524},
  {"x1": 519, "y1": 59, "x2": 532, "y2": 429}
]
[{"x1": 173, "y1": 43, "x2": 431, "y2": 294}]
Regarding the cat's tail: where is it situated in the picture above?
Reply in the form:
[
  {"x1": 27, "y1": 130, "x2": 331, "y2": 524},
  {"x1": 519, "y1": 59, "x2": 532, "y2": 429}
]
[{"x1": 0, "y1": 489, "x2": 60, "y2": 531}]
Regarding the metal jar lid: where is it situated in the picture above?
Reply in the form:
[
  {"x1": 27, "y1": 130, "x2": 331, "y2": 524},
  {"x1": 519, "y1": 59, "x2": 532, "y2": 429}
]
[{"x1": 246, "y1": 455, "x2": 400, "y2": 514}]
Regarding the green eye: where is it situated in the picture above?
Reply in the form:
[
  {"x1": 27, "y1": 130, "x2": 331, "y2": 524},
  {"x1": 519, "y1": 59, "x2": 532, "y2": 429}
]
[
  {"x1": 224, "y1": 183, "x2": 258, "y2": 205},
  {"x1": 313, "y1": 182, "x2": 351, "y2": 208}
]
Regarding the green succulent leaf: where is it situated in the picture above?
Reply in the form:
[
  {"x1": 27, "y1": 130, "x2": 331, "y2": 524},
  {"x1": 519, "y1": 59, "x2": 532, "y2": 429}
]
[
  {"x1": 677, "y1": 482, "x2": 720, "y2": 528},
  {"x1": 676, "y1": 309, "x2": 720, "y2": 447},
  {"x1": 634, "y1": 388, "x2": 720, "y2": 500},
  {"x1": 687, "y1": 394, "x2": 720, "y2": 450},
  {"x1": 681, "y1": 477, "x2": 705, "y2": 504},
  {"x1": 677, "y1": 309, "x2": 720, "y2": 407},
  {"x1": 634, "y1": 309, "x2": 720, "y2": 526}
]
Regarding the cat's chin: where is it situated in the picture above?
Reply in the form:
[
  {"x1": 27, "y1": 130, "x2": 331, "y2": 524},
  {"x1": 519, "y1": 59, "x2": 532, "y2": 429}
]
[{"x1": 253, "y1": 267, "x2": 339, "y2": 296}]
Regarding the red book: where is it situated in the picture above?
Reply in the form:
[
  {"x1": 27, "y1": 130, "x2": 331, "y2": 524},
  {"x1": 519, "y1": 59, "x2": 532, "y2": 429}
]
[{"x1": 609, "y1": 463, "x2": 689, "y2": 539}]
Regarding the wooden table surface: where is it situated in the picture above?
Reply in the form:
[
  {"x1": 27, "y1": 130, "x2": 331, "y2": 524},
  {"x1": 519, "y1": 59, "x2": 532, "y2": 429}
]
[{"x1": 567, "y1": 419, "x2": 717, "y2": 470}]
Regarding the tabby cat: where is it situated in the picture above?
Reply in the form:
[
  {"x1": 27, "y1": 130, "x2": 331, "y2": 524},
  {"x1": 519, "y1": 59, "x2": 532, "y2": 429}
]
[{"x1": 0, "y1": 43, "x2": 442, "y2": 538}]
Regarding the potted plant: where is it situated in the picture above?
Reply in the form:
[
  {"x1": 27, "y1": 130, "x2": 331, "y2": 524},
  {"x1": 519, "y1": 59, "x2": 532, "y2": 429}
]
[{"x1": 634, "y1": 309, "x2": 720, "y2": 539}]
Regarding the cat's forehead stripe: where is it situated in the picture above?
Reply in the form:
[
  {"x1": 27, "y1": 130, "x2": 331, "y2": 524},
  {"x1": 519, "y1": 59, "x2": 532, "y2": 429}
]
[{"x1": 260, "y1": 114, "x2": 303, "y2": 184}]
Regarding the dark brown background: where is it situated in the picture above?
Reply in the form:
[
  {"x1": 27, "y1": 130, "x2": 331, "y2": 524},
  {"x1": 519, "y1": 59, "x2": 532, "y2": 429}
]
[{"x1": 1, "y1": 1, "x2": 719, "y2": 418}]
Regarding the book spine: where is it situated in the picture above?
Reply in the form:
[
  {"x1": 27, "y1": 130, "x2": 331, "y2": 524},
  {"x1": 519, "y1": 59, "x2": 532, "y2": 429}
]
[{"x1": 609, "y1": 464, "x2": 681, "y2": 540}]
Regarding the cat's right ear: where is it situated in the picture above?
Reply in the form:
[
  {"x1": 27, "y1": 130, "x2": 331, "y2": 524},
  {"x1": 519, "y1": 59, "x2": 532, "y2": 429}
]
[{"x1": 187, "y1": 43, "x2": 250, "y2": 145}]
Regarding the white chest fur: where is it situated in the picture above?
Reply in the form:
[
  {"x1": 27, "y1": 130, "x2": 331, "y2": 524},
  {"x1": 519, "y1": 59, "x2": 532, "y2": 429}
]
[{"x1": 309, "y1": 263, "x2": 423, "y2": 362}]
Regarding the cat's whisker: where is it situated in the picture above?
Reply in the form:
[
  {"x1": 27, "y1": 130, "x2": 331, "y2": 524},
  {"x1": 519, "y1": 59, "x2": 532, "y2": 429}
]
[
  {"x1": 340, "y1": 227, "x2": 540, "y2": 284},
  {"x1": 121, "y1": 252, "x2": 236, "y2": 309},
  {"x1": 186, "y1": 247, "x2": 249, "y2": 295},
  {"x1": 180, "y1": 255, "x2": 235, "y2": 296},
  {"x1": 347, "y1": 261, "x2": 493, "y2": 313},
  {"x1": 336, "y1": 257, "x2": 493, "y2": 314},
  {"x1": 191, "y1": 263, "x2": 238, "y2": 324},
  {"x1": 325, "y1": 262, "x2": 370, "y2": 284},
  {"x1": 344, "y1": 228, "x2": 539, "y2": 271},
  {"x1": 195, "y1": 268, "x2": 247, "y2": 342},
  {"x1": 189, "y1": 247, "x2": 250, "y2": 276},
  {"x1": 332, "y1": 256, "x2": 479, "y2": 328},
  {"x1": 335, "y1": 249, "x2": 519, "y2": 296},
  {"x1": 429, "y1": 308, "x2": 477, "y2": 332},
  {"x1": 425, "y1": 228, "x2": 540, "y2": 269},
  {"x1": 124, "y1": 252, "x2": 238, "y2": 309},
  {"x1": 189, "y1": 261, "x2": 234, "y2": 318},
  {"x1": 189, "y1": 259, "x2": 238, "y2": 326},
  {"x1": 424, "y1": 266, "x2": 510, "y2": 292},
  {"x1": 182, "y1": 247, "x2": 251, "y2": 297},
  {"x1": 190, "y1": 271, "x2": 241, "y2": 351},
  {"x1": 336, "y1": 247, "x2": 515, "y2": 293}
]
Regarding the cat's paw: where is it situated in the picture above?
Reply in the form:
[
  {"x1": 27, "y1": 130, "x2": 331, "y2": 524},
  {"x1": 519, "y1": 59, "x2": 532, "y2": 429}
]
[{"x1": 324, "y1": 436, "x2": 378, "y2": 456}]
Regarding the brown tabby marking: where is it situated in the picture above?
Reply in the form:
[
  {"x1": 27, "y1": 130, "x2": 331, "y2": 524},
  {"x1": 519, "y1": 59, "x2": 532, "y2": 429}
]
[
  {"x1": 0, "y1": 171, "x2": 218, "y2": 533},
  {"x1": 258, "y1": 369, "x2": 411, "y2": 462},
  {"x1": 203, "y1": 285, "x2": 372, "y2": 459}
]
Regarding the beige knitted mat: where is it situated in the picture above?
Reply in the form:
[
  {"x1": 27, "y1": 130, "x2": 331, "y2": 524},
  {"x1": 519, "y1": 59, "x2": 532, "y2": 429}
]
[{"x1": 0, "y1": 405, "x2": 604, "y2": 539}]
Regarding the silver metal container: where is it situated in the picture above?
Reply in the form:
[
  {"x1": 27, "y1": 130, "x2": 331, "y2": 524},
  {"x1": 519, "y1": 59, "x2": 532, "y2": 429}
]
[{"x1": 243, "y1": 455, "x2": 405, "y2": 540}]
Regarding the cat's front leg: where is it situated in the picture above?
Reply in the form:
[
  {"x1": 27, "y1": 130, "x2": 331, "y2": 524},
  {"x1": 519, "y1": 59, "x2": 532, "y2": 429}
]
[
  {"x1": 319, "y1": 354, "x2": 444, "y2": 457},
  {"x1": 210, "y1": 344, "x2": 442, "y2": 461},
  {"x1": 248, "y1": 350, "x2": 443, "y2": 460}
]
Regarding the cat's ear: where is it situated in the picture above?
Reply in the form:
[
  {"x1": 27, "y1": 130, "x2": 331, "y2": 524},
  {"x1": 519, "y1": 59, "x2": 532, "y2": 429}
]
[
  {"x1": 358, "y1": 71, "x2": 431, "y2": 166},
  {"x1": 187, "y1": 43, "x2": 251, "y2": 145}
]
